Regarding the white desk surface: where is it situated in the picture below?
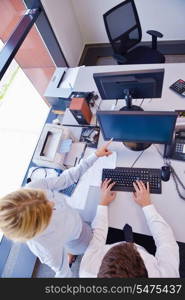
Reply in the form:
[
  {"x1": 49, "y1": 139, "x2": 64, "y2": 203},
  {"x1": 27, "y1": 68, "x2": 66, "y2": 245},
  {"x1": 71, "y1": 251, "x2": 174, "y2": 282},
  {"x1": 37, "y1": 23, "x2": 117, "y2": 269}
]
[{"x1": 64, "y1": 63, "x2": 185, "y2": 243}]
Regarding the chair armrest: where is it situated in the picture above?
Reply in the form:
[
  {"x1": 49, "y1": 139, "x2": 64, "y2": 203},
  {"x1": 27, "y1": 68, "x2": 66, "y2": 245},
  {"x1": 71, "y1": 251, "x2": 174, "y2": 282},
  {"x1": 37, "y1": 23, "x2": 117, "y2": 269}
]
[
  {"x1": 147, "y1": 30, "x2": 163, "y2": 38},
  {"x1": 146, "y1": 30, "x2": 163, "y2": 50}
]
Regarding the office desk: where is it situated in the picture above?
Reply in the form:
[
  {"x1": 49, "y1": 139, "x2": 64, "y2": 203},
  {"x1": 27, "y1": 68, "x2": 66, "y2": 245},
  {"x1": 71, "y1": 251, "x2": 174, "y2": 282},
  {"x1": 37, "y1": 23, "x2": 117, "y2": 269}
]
[
  {"x1": 2, "y1": 63, "x2": 185, "y2": 277},
  {"x1": 67, "y1": 63, "x2": 185, "y2": 243}
]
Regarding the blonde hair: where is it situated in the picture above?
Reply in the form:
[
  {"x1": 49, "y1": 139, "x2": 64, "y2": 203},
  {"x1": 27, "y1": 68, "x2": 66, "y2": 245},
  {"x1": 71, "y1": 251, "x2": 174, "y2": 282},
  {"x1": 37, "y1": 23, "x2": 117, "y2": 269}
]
[{"x1": 0, "y1": 188, "x2": 52, "y2": 242}]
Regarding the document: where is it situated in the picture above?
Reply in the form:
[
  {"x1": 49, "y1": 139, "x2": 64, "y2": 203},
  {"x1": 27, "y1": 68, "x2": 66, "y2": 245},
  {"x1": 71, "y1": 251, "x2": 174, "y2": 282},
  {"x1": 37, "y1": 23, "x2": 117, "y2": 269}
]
[
  {"x1": 59, "y1": 66, "x2": 84, "y2": 89},
  {"x1": 85, "y1": 151, "x2": 117, "y2": 187},
  {"x1": 59, "y1": 139, "x2": 73, "y2": 153},
  {"x1": 67, "y1": 151, "x2": 117, "y2": 209},
  {"x1": 64, "y1": 142, "x2": 86, "y2": 167}
]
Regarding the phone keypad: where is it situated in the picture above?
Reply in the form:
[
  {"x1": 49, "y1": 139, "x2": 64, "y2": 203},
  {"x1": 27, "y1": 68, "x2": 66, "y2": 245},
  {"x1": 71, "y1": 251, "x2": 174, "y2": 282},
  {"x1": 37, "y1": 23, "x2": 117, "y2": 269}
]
[
  {"x1": 170, "y1": 79, "x2": 185, "y2": 95},
  {"x1": 176, "y1": 143, "x2": 183, "y2": 153}
]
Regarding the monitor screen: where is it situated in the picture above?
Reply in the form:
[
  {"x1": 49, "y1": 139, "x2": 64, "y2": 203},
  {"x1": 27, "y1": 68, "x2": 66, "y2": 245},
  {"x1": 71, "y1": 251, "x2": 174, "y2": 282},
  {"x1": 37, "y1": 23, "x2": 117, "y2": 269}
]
[
  {"x1": 97, "y1": 111, "x2": 178, "y2": 144},
  {"x1": 93, "y1": 69, "x2": 164, "y2": 100}
]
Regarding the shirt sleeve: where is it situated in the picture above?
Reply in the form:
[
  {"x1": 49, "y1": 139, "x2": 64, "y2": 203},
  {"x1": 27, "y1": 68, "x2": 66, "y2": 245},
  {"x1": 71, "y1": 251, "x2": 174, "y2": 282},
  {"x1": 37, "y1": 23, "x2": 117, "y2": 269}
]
[
  {"x1": 142, "y1": 204, "x2": 180, "y2": 277},
  {"x1": 42, "y1": 245, "x2": 72, "y2": 278},
  {"x1": 91, "y1": 205, "x2": 109, "y2": 245},
  {"x1": 79, "y1": 205, "x2": 108, "y2": 277},
  {"x1": 54, "y1": 247, "x2": 73, "y2": 278},
  {"x1": 27, "y1": 153, "x2": 98, "y2": 191}
]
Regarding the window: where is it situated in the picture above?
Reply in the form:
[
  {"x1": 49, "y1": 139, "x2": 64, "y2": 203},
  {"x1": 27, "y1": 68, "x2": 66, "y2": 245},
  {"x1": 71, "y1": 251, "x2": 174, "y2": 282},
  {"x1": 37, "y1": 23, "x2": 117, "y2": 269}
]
[
  {"x1": 0, "y1": 40, "x2": 49, "y2": 196},
  {"x1": 0, "y1": 0, "x2": 67, "y2": 276}
]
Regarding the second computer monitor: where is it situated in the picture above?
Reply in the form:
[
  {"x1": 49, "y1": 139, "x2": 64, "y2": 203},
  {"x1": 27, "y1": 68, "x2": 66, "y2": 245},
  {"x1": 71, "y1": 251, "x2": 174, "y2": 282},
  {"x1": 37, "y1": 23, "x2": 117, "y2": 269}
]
[
  {"x1": 93, "y1": 69, "x2": 164, "y2": 110},
  {"x1": 97, "y1": 110, "x2": 178, "y2": 151}
]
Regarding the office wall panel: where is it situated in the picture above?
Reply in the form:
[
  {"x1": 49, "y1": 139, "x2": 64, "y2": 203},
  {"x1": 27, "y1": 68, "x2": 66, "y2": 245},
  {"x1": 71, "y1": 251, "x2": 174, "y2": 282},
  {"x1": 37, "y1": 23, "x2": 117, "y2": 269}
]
[
  {"x1": 72, "y1": 0, "x2": 185, "y2": 43},
  {"x1": 41, "y1": 0, "x2": 84, "y2": 67},
  {"x1": 40, "y1": 0, "x2": 185, "y2": 66}
]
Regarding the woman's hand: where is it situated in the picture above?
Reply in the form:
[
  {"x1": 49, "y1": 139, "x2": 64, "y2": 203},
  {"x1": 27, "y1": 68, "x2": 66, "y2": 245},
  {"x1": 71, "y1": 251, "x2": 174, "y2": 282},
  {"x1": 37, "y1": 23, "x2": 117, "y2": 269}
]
[{"x1": 95, "y1": 139, "x2": 113, "y2": 157}]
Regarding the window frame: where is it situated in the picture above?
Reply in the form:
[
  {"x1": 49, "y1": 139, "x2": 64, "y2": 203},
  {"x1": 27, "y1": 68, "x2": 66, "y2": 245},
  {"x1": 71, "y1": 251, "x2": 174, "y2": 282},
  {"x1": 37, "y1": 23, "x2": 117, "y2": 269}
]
[{"x1": 0, "y1": 0, "x2": 68, "y2": 277}]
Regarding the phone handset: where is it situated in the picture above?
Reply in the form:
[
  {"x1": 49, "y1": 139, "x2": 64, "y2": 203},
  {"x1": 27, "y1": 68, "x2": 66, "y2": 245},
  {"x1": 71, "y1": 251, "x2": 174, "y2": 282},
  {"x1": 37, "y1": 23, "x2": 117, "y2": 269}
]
[{"x1": 164, "y1": 130, "x2": 185, "y2": 158}]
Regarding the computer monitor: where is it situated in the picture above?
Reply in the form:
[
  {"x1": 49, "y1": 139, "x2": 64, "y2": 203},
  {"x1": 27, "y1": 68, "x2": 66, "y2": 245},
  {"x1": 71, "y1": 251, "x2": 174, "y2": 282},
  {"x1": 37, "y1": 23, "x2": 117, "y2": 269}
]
[
  {"x1": 93, "y1": 69, "x2": 164, "y2": 111},
  {"x1": 97, "y1": 111, "x2": 178, "y2": 151}
]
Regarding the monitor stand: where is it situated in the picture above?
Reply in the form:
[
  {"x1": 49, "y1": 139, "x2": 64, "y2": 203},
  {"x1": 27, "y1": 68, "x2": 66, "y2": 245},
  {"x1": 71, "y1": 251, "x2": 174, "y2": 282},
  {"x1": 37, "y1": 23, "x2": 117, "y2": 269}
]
[
  {"x1": 123, "y1": 142, "x2": 152, "y2": 151},
  {"x1": 119, "y1": 89, "x2": 143, "y2": 111},
  {"x1": 119, "y1": 90, "x2": 151, "y2": 151}
]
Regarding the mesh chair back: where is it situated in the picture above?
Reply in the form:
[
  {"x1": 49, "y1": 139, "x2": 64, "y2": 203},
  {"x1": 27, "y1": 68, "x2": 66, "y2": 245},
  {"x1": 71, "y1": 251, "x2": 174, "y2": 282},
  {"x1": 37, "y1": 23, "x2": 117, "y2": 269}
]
[{"x1": 103, "y1": 0, "x2": 142, "y2": 55}]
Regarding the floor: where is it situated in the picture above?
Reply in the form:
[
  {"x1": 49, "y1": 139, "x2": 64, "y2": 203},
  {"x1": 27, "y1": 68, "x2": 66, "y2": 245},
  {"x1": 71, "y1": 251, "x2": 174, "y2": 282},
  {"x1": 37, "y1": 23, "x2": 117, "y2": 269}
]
[
  {"x1": 32, "y1": 255, "x2": 83, "y2": 278},
  {"x1": 33, "y1": 54, "x2": 185, "y2": 278},
  {"x1": 96, "y1": 54, "x2": 185, "y2": 65}
]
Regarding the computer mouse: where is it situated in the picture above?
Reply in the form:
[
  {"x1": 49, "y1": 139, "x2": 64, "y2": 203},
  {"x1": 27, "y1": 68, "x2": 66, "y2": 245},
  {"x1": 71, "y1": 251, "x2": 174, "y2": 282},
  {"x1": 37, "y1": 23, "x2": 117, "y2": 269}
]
[{"x1": 161, "y1": 166, "x2": 171, "y2": 182}]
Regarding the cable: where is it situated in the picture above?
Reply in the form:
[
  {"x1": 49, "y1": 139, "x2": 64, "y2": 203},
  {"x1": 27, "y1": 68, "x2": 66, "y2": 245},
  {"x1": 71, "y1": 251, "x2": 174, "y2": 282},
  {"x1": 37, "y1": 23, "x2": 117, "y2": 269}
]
[
  {"x1": 115, "y1": 99, "x2": 118, "y2": 108},
  {"x1": 130, "y1": 150, "x2": 145, "y2": 168},
  {"x1": 166, "y1": 161, "x2": 185, "y2": 201},
  {"x1": 140, "y1": 98, "x2": 144, "y2": 107},
  {"x1": 153, "y1": 144, "x2": 165, "y2": 163},
  {"x1": 153, "y1": 144, "x2": 185, "y2": 200},
  {"x1": 26, "y1": 167, "x2": 47, "y2": 183},
  {"x1": 95, "y1": 100, "x2": 102, "y2": 126}
]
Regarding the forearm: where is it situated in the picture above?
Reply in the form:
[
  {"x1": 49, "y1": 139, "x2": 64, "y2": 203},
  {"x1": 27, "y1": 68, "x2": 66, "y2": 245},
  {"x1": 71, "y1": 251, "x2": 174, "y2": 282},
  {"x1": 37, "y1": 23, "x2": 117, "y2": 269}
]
[
  {"x1": 143, "y1": 204, "x2": 177, "y2": 247},
  {"x1": 63, "y1": 153, "x2": 98, "y2": 185},
  {"x1": 143, "y1": 204, "x2": 179, "y2": 276},
  {"x1": 90, "y1": 205, "x2": 109, "y2": 245},
  {"x1": 29, "y1": 153, "x2": 98, "y2": 191}
]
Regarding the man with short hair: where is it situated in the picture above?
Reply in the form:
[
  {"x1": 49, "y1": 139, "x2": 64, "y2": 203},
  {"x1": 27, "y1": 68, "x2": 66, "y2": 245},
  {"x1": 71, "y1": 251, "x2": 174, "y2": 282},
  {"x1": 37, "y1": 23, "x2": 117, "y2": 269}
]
[{"x1": 79, "y1": 179, "x2": 179, "y2": 278}]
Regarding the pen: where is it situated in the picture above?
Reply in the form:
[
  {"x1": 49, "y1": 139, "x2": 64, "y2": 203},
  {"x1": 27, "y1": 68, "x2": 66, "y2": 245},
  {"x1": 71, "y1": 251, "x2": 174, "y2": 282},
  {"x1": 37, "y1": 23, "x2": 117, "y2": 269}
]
[
  {"x1": 57, "y1": 70, "x2": 66, "y2": 88},
  {"x1": 74, "y1": 157, "x2": 78, "y2": 166},
  {"x1": 62, "y1": 124, "x2": 99, "y2": 128},
  {"x1": 78, "y1": 143, "x2": 88, "y2": 164}
]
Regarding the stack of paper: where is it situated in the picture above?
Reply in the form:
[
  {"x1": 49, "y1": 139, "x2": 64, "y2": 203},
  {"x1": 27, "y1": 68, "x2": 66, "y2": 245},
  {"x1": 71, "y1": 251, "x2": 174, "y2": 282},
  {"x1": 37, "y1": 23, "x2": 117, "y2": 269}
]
[{"x1": 68, "y1": 151, "x2": 117, "y2": 209}]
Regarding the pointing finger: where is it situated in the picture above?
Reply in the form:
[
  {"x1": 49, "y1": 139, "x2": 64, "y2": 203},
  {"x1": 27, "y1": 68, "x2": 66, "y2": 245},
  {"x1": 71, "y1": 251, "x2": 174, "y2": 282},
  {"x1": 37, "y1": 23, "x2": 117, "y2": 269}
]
[{"x1": 105, "y1": 138, "x2": 113, "y2": 148}]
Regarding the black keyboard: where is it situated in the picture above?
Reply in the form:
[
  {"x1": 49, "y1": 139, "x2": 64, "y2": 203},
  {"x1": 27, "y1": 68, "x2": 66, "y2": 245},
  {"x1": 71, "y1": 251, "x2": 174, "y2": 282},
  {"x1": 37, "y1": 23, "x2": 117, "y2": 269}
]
[{"x1": 102, "y1": 167, "x2": 162, "y2": 194}]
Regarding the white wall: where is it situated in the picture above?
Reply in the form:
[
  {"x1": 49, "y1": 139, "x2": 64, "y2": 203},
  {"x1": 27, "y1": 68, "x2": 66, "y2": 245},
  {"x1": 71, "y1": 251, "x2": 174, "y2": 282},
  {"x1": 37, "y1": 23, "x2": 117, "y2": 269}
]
[
  {"x1": 41, "y1": 0, "x2": 185, "y2": 66},
  {"x1": 72, "y1": 0, "x2": 185, "y2": 43},
  {"x1": 41, "y1": 0, "x2": 84, "y2": 67}
]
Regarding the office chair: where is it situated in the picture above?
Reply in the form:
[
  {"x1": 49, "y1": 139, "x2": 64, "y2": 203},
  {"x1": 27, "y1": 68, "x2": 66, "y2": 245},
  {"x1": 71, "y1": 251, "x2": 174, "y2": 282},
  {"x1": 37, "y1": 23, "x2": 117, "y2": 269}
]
[{"x1": 103, "y1": 0, "x2": 165, "y2": 65}]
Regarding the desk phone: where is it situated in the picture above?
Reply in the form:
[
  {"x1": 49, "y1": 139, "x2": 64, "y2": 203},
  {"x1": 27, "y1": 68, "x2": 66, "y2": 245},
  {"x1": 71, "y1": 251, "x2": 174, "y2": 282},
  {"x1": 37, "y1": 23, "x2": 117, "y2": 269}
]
[{"x1": 164, "y1": 130, "x2": 185, "y2": 161}]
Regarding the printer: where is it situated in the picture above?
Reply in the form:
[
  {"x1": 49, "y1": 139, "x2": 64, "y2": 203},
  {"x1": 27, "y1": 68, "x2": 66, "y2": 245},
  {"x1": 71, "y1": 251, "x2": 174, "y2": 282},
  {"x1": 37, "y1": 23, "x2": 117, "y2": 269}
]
[
  {"x1": 44, "y1": 68, "x2": 72, "y2": 112},
  {"x1": 33, "y1": 123, "x2": 76, "y2": 169}
]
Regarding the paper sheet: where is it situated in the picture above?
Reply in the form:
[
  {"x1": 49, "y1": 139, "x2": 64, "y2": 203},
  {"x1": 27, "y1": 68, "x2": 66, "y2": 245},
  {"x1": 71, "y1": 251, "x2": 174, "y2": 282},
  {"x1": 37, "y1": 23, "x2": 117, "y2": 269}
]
[
  {"x1": 68, "y1": 151, "x2": 117, "y2": 209},
  {"x1": 64, "y1": 142, "x2": 86, "y2": 166},
  {"x1": 85, "y1": 151, "x2": 117, "y2": 187},
  {"x1": 59, "y1": 66, "x2": 84, "y2": 89}
]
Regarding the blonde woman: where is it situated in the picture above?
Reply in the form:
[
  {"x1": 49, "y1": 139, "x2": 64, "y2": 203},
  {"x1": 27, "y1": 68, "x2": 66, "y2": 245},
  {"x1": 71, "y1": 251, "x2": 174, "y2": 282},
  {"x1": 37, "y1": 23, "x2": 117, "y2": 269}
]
[{"x1": 0, "y1": 141, "x2": 112, "y2": 277}]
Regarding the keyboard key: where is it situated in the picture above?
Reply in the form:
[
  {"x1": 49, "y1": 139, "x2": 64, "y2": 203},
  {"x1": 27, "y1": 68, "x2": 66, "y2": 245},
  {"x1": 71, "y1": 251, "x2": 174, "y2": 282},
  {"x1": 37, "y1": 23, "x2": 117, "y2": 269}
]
[{"x1": 102, "y1": 167, "x2": 161, "y2": 194}]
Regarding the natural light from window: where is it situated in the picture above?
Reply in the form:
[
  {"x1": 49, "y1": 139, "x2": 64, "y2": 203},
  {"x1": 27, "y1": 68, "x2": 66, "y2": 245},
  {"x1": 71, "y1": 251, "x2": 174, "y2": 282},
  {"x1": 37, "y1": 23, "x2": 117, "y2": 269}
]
[{"x1": 0, "y1": 40, "x2": 50, "y2": 198}]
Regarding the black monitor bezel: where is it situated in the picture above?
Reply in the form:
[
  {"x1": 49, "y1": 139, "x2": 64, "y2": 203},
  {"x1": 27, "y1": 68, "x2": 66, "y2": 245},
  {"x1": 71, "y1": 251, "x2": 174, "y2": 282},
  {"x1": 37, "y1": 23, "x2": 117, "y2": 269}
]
[
  {"x1": 93, "y1": 68, "x2": 165, "y2": 100},
  {"x1": 97, "y1": 110, "x2": 178, "y2": 144}
]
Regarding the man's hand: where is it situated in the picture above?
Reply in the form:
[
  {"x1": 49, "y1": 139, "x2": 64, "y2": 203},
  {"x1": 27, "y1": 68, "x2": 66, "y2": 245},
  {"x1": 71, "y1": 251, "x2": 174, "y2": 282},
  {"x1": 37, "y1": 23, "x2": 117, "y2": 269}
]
[
  {"x1": 100, "y1": 179, "x2": 117, "y2": 206},
  {"x1": 133, "y1": 181, "x2": 151, "y2": 207},
  {"x1": 95, "y1": 139, "x2": 113, "y2": 157}
]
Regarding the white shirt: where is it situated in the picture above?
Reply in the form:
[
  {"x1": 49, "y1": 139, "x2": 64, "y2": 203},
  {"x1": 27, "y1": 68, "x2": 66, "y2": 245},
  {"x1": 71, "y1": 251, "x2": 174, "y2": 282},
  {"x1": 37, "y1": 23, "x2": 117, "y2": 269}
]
[
  {"x1": 79, "y1": 204, "x2": 180, "y2": 278},
  {"x1": 26, "y1": 153, "x2": 98, "y2": 277}
]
